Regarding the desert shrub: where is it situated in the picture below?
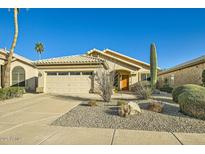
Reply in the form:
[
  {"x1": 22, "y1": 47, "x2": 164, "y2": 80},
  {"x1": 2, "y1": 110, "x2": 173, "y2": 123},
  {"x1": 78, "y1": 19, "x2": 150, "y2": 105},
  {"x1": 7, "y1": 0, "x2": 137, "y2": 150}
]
[
  {"x1": 147, "y1": 101, "x2": 164, "y2": 113},
  {"x1": 0, "y1": 87, "x2": 25, "y2": 100},
  {"x1": 178, "y1": 88, "x2": 205, "y2": 120},
  {"x1": 172, "y1": 84, "x2": 205, "y2": 103},
  {"x1": 159, "y1": 77, "x2": 173, "y2": 93},
  {"x1": 95, "y1": 70, "x2": 114, "y2": 102},
  {"x1": 117, "y1": 100, "x2": 128, "y2": 106},
  {"x1": 134, "y1": 81, "x2": 152, "y2": 99},
  {"x1": 113, "y1": 87, "x2": 118, "y2": 93},
  {"x1": 159, "y1": 85, "x2": 173, "y2": 93},
  {"x1": 87, "y1": 100, "x2": 97, "y2": 107}
]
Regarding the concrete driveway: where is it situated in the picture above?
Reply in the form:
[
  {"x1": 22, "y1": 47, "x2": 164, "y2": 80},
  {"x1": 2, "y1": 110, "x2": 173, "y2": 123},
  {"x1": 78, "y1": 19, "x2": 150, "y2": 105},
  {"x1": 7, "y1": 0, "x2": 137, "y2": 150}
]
[
  {"x1": 0, "y1": 93, "x2": 82, "y2": 144},
  {"x1": 0, "y1": 93, "x2": 204, "y2": 145}
]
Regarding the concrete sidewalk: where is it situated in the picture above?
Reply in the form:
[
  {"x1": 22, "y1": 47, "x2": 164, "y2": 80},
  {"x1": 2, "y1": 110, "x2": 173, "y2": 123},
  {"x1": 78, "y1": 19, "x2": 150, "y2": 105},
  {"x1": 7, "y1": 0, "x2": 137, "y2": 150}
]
[{"x1": 0, "y1": 123, "x2": 205, "y2": 145}]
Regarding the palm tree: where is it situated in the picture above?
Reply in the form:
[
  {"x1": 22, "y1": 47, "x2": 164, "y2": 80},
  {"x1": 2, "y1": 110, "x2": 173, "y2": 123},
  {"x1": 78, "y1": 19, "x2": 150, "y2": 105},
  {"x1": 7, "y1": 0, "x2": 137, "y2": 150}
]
[
  {"x1": 35, "y1": 42, "x2": 44, "y2": 60},
  {"x1": 2, "y1": 8, "x2": 19, "y2": 88}
]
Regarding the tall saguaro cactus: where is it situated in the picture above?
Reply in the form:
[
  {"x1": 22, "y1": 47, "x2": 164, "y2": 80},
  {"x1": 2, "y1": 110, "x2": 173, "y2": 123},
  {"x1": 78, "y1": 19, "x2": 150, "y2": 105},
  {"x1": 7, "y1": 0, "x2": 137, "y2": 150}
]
[{"x1": 150, "y1": 43, "x2": 158, "y2": 90}]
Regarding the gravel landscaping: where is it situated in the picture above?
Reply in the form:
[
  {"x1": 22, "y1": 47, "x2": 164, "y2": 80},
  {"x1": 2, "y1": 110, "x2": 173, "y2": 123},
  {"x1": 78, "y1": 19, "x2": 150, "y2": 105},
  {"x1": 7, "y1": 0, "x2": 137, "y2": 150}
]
[{"x1": 52, "y1": 99, "x2": 205, "y2": 133}]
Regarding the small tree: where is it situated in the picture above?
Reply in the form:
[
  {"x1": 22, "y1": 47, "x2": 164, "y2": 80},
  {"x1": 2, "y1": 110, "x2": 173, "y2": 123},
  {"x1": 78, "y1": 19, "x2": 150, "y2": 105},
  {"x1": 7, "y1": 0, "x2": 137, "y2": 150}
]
[
  {"x1": 150, "y1": 43, "x2": 158, "y2": 90},
  {"x1": 95, "y1": 70, "x2": 114, "y2": 102},
  {"x1": 202, "y1": 70, "x2": 205, "y2": 87}
]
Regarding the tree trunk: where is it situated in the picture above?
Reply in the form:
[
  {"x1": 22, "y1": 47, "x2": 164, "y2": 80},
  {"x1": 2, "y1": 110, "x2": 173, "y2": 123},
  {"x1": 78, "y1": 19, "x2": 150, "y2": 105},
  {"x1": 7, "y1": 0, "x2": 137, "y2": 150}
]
[
  {"x1": 39, "y1": 53, "x2": 41, "y2": 60},
  {"x1": 2, "y1": 8, "x2": 19, "y2": 88}
]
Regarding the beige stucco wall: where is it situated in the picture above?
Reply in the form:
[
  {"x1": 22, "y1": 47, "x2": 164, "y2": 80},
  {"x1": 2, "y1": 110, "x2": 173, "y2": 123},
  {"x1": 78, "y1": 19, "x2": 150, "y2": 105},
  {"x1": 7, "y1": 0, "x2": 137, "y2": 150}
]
[
  {"x1": 158, "y1": 62, "x2": 205, "y2": 88},
  {"x1": 10, "y1": 60, "x2": 38, "y2": 91}
]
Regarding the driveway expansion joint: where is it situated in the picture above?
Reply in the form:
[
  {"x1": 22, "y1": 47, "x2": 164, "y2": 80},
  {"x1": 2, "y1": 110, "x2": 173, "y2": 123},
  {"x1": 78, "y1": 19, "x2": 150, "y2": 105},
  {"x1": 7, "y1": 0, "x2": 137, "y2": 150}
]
[
  {"x1": 38, "y1": 129, "x2": 60, "y2": 145},
  {"x1": 171, "y1": 132, "x2": 183, "y2": 145},
  {"x1": 0, "y1": 115, "x2": 60, "y2": 135},
  {"x1": 110, "y1": 129, "x2": 116, "y2": 145}
]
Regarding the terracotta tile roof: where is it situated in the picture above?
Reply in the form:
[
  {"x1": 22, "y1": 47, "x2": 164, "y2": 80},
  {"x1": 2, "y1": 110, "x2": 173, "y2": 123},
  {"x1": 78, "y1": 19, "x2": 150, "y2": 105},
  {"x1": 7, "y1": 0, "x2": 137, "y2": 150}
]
[{"x1": 33, "y1": 54, "x2": 105, "y2": 65}]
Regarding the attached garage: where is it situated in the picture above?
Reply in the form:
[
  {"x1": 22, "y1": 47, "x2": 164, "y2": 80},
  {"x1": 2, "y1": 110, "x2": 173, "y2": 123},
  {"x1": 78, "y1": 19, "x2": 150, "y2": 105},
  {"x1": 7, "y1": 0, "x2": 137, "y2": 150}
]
[
  {"x1": 45, "y1": 71, "x2": 93, "y2": 94},
  {"x1": 34, "y1": 55, "x2": 107, "y2": 94}
]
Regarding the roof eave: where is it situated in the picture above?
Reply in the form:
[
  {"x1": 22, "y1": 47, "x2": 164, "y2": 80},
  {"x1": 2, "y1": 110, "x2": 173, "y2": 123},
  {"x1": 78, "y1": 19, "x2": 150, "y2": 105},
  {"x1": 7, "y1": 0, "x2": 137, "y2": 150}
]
[
  {"x1": 87, "y1": 49, "x2": 142, "y2": 70},
  {"x1": 34, "y1": 62, "x2": 103, "y2": 66},
  {"x1": 103, "y1": 48, "x2": 151, "y2": 67},
  {"x1": 158, "y1": 59, "x2": 205, "y2": 75}
]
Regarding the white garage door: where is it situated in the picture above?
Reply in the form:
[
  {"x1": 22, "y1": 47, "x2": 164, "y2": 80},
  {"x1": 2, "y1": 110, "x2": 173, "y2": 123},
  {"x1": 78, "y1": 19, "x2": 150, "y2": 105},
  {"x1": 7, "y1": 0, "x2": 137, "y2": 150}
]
[{"x1": 46, "y1": 71, "x2": 92, "y2": 94}]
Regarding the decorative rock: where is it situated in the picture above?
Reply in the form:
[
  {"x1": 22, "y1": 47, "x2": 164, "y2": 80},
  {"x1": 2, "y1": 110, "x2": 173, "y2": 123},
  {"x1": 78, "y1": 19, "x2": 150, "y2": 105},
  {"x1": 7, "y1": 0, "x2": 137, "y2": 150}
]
[
  {"x1": 128, "y1": 101, "x2": 142, "y2": 115},
  {"x1": 118, "y1": 104, "x2": 130, "y2": 117}
]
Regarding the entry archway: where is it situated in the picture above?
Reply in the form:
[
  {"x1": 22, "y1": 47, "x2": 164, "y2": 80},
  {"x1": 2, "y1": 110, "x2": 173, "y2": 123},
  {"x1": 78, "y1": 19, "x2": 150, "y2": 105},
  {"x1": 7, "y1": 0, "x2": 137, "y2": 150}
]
[{"x1": 113, "y1": 69, "x2": 131, "y2": 91}]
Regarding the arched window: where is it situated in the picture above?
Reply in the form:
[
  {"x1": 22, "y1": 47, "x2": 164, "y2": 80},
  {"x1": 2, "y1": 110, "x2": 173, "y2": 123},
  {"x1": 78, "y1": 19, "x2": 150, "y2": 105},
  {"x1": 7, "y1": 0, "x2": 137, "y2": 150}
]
[{"x1": 12, "y1": 66, "x2": 25, "y2": 87}]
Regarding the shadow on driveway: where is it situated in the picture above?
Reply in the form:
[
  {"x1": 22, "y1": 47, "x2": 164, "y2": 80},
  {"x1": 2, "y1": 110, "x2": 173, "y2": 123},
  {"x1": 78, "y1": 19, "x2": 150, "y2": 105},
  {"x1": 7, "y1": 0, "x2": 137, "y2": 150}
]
[{"x1": 49, "y1": 94, "x2": 103, "y2": 102}]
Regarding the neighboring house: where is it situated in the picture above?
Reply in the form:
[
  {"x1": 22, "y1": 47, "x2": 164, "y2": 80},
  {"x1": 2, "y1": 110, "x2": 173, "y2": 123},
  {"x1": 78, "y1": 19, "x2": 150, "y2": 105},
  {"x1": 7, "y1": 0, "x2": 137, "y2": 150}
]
[
  {"x1": 0, "y1": 48, "x2": 150, "y2": 94},
  {"x1": 158, "y1": 55, "x2": 205, "y2": 88}
]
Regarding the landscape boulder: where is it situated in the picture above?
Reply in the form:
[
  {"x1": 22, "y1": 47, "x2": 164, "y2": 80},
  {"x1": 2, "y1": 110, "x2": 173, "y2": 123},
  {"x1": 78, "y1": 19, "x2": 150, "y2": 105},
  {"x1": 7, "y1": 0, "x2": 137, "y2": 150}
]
[
  {"x1": 118, "y1": 104, "x2": 130, "y2": 117},
  {"x1": 118, "y1": 101, "x2": 142, "y2": 117},
  {"x1": 128, "y1": 101, "x2": 142, "y2": 115}
]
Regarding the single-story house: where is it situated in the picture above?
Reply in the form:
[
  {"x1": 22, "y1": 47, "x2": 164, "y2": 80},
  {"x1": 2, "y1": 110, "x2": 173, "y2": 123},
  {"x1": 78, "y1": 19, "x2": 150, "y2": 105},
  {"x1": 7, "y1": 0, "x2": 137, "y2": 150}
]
[
  {"x1": 0, "y1": 48, "x2": 151, "y2": 94},
  {"x1": 158, "y1": 55, "x2": 205, "y2": 88}
]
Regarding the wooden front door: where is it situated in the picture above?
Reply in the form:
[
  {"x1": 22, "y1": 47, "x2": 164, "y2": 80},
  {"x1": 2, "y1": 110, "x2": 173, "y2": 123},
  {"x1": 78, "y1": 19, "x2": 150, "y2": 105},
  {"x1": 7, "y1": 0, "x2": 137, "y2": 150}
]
[{"x1": 120, "y1": 75, "x2": 129, "y2": 90}]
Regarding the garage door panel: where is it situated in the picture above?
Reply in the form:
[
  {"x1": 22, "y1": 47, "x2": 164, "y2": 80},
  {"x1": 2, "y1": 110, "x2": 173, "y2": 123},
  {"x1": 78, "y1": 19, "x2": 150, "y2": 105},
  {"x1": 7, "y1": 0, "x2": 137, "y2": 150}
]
[{"x1": 46, "y1": 76, "x2": 91, "y2": 94}]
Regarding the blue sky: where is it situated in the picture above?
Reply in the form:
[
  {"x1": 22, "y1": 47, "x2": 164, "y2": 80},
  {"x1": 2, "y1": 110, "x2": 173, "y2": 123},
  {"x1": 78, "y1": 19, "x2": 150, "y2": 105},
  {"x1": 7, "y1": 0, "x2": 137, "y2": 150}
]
[{"x1": 0, "y1": 8, "x2": 205, "y2": 69}]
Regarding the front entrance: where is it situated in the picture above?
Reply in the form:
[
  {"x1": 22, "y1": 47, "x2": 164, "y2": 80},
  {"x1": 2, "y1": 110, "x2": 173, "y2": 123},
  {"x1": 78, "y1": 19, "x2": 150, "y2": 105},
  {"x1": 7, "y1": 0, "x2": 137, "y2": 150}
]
[{"x1": 120, "y1": 75, "x2": 129, "y2": 90}]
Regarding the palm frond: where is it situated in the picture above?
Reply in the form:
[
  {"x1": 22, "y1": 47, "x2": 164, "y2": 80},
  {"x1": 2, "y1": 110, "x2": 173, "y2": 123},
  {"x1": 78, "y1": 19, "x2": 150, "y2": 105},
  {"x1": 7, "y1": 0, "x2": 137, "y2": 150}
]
[{"x1": 35, "y1": 42, "x2": 45, "y2": 53}]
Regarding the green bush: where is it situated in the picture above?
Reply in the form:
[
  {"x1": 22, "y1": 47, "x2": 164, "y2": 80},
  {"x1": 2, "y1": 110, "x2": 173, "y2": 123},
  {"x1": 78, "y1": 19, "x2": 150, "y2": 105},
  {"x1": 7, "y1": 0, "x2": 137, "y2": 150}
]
[
  {"x1": 172, "y1": 84, "x2": 205, "y2": 103},
  {"x1": 159, "y1": 85, "x2": 173, "y2": 93},
  {"x1": 178, "y1": 88, "x2": 205, "y2": 120},
  {"x1": 0, "y1": 87, "x2": 25, "y2": 100}
]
